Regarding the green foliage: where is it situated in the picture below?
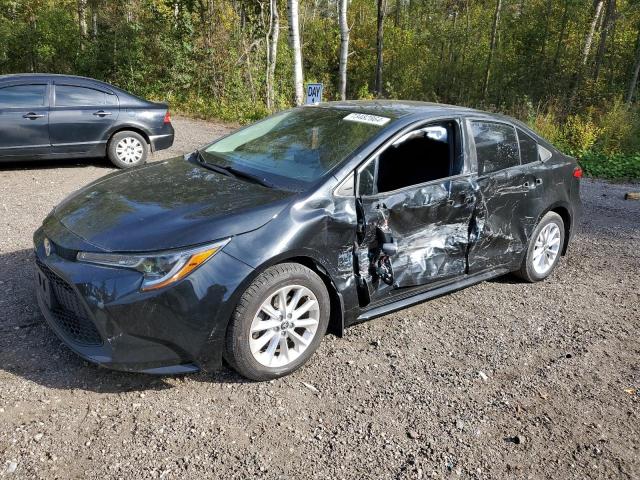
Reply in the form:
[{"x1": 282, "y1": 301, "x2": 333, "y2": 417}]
[
  {"x1": 1, "y1": 0, "x2": 640, "y2": 178},
  {"x1": 579, "y1": 151, "x2": 640, "y2": 180}
]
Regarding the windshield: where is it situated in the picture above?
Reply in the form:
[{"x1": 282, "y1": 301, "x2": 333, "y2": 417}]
[{"x1": 201, "y1": 107, "x2": 391, "y2": 189}]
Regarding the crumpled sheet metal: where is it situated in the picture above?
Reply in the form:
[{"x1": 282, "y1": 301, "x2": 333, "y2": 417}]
[{"x1": 356, "y1": 179, "x2": 476, "y2": 292}]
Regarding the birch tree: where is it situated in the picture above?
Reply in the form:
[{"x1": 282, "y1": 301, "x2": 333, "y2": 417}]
[
  {"x1": 77, "y1": 0, "x2": 88, "y2": 38},
  {"x1": 287, "y1": 0, "x2": 304, "y2": 105},
  {"x1": 482, "y1": 0, "x2": 502, "y2": 101},
  {"x1": 593, "y1": 0, "x2": 616, "y2": 82},
  {"x1": 569, "y1": 0, "x2": 604, "y2": 103},
  {"x1": 338, "y1": 0, "x2": 349, "y2": 100},
  {"x1": 626, "y1": 25, "x2": 640, "y2": 105},
  {"x1": 375, "y1": 0, "x2": 386, "y2": 97},
  {"x1": 266, "y1": 0, "x2": 279, "y2": 111}
]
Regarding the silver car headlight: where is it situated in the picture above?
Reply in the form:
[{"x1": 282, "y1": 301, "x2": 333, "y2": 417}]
[{"x1": 76, "y1": 239, "x2": 230, "y2": 291}]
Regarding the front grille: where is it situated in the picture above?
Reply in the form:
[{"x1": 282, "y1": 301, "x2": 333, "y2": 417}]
[{"x1": 36, "y1": 258, "x2": 103, "y2": 346}]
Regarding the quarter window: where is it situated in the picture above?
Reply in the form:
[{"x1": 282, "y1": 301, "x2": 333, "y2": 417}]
[
  {"x1": 55, "y1": 85, "x2": 107, "y2": 107},
  {"x1": 471, "y1": 121, "x2": 520, "y2": 175},
  {"x1": 517, "y1": 128, "x2": 539, "y2": 164},
  {"x1": 358, "y1": 159, "x2": 377, "y2": 196},
  {"x1": 0, "y1": 84, "x2": 47, "y2": 108}
]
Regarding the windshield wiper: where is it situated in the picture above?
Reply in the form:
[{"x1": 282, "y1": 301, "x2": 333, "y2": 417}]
[{"x1": 195, "y1": 149, "x2": 274, "y2": 188}]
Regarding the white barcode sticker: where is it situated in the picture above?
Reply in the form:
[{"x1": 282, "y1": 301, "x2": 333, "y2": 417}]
[{"x1": 343, "y1": 113, "x2": 391, "y2": 126}]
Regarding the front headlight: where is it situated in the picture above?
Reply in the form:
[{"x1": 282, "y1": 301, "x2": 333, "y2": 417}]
[{"x1": 76, "y1": 239, "x2": 230, "y2": 291}]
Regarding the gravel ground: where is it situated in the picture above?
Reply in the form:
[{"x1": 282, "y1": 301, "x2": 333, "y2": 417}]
[{"x1": 0, "y1": 117, "x2": 639, "y2": 479}]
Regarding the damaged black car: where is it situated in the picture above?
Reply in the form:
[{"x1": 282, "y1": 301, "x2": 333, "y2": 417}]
[{"x1": 33, "y1": 101, "x2": 582, "y2": 380}]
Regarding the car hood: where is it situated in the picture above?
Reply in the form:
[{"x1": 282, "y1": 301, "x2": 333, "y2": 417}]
[{"x1": 53, "y1": 157, "x2": 296, "y2": 252}]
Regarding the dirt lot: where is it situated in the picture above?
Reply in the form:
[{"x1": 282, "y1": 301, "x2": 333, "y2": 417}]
[{"x1": 0, "y1": 117, "x2": 639, "y2": 479}]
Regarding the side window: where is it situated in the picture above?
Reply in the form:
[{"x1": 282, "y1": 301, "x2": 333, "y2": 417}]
[
  {"x1": 517, "y1": 128, "x2": 539, "y2": 164},
  {"x1": 358, "y1": 158, "x2": 377, "y2": 196},
  {"x1": 55, "y1": 85, "x2": 107, "y2": 107},
  {"x1": 471, "y1": 121, "x2": 520, "y2": 175},
  {"x1": 0, "y1": 84, "x2": 47, "y2": 108},
  {"x1": 368, "y1": 120, "x2": 461, "y2": 194}
]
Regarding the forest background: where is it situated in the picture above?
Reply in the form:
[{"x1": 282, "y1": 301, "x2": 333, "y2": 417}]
[{"x1": 1, "y1": 0, "x2": 640, "y2": 178}]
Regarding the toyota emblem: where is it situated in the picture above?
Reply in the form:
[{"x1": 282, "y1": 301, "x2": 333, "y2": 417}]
[{"x1": 44, "y1": 237, "x2": 52, "y2": 257}]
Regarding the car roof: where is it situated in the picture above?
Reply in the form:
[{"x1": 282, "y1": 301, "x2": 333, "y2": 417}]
[
  {"x1": 0, "y1": 73, "x2": 119, "y2": 92},
  {"x1": 0, "y1": 73, "x2": 103, "y2": 82},
  {"x1": 316, "y1": 100, "x2": 490, "y2": 119},
  {"x1": 315, "y1": 100, "x2": 550, "y2": 146},
  {"x1": 0, "y1": 73, "x2": 150, "y2": 103}
]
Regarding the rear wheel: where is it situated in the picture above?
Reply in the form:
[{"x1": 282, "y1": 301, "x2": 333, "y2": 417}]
[
  {"x1": 223, "y1": 263, "x2": 330, "y2": 381},
  {"x1": 515, "y1": 211, "x2": 565, "y2": 282},
  {"x1": 108, "y1": 131, "x2": 148, "y2": 168}
]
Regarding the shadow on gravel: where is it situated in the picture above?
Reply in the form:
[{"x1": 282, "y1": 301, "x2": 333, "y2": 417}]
[
  {"x1": 0, "y1": 248, "x2": 246, "y2": 394},
  {"x1": 486, "y1": 273, "x2": 524, "y2": 285},
  {"x1": 0, "y1": 157, "x2": 113, "y2": 171}
]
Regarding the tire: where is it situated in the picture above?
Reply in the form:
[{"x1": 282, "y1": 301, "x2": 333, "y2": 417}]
[
  {"x1": 107, "y1": 131, "x2": 149, "y2": 169},
  {"x1": 224, "y1": 263, "x2": 330, "y2": 381},
  {"x1": 515, "y1": 211, "x2": 565, "y2": 282}
]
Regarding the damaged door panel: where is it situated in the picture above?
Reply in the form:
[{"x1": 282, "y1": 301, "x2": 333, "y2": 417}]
[
  {"x1": 353, "y1": 119, "x2": 475, "y2": 306},
  {"x1": 465, "y1": 120, "x2": 547, "y2": 273}
]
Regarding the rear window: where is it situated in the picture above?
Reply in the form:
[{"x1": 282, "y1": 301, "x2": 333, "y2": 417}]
[
  {"x1": 471, "y1": 121, "x2": 520, "y2": 175},
  {"x1": 55, "y1": 85, "x2": 108, "y2": 107},
  {"x1": 0, "y1": 84, "x2": 47, "y2": 108},
  {"x1": 517, "y1": 128, "x2": 540, "y2": 164}
]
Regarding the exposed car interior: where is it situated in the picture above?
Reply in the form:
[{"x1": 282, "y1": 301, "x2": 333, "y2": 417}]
[{"x1": 360, "y1": 120, "x2": 464, "y2": 195}]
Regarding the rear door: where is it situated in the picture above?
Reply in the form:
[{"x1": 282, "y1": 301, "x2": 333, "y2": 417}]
[
  {"x1": 466, "y1": 119, "x2": 544, "y2": 273},
  {"x1": 0, "y1": 83, "x2": 50, "y2": 158},
  {"x1": 49, "y1": 83, "x2": 118, "y2": 155}
]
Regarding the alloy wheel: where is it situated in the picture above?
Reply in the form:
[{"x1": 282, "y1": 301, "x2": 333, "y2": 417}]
[
  {"x1": 532, "y1": 222, "x2": 561, "y2": 275},
  {"x1": 249, "y1": 285, "x2": 320, "y2": 368}
]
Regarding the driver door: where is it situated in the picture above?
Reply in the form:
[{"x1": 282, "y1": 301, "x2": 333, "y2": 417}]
[{"x1": 353, "y1": 120, "x2": 476, "y2": 306}]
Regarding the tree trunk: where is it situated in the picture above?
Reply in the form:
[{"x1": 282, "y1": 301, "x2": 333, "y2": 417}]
[
  {"x1": 266, "y1": 0, "x2": 280, "y2": 111},
  {"x1": 287, "y1": 0, "x2": 304, "y2": 105},
  {"x1": 458, "y1": 0, "x2": 471, "y2": 102},
  {"x1": 482, "y1": 0, "x2": 502, "y2": 102},
  {"x1": 375, "y1": 0, "x2": 386, "y2": 98},
  {"x1": 338, "y1": 0, "x2": 349, "y2": 100},
  {"x1": 579, "y1": 1, "x2": 604, "y2": 68},
  {"x1": 593, "y1": 0, "x2": 616, "y2": 82},
  {"x1": 552, "y1": 0, "x2": 570, "y2": 72},
  {"x1": 569, "y1": 0, "x2": 604, "y2": 105},
  {"x1": 626, "y1": 26, "x2": 640, "y2": 105},
  {"x1": 78, "y1": 0, "x2": 88, "y2": 38}
]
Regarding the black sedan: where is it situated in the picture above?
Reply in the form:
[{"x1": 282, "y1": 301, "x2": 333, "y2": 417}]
[
  {"x1": 0, "y1": 74, "x2": 174, "y2": 168},
  {"x1": 33, "y1": 101, "x2": 582, "y2": 380}
]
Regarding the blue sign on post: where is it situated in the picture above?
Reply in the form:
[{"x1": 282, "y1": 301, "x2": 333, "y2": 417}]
[{"x1": 305, "y1": 83, "x2": 323, "y2": 105}]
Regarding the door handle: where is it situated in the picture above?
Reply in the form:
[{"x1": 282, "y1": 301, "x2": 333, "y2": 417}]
[
  {"x1": 93, "y1": 110, "x2": 112, "y2": 117},
  {"x1": 23, "y1": 112, "x2": 45, "y2": 120}
]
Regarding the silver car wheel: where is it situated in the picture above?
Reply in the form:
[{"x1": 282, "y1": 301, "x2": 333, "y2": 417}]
[
  {"x1": 532, "y1": 222, "x2": 561, "y2": 275},
  {"x1": 249, "y1": 285, "x2": 320, "y2": 368},
  {"x1": 115, "y1": 137, "x2": 144, "y2": 164}
]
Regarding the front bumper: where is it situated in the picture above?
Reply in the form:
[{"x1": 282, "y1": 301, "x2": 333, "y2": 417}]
[{"x1": 33, "y1": 225, "x2": 253, "y2": 374}]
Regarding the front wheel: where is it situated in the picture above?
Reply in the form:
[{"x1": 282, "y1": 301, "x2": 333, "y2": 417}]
[
  {"x1": 223, "y1": 263, "x2": 330, "y2": 381},
  {"x1": 107, "y1": 131, "x2": 149, "y2": 168},
  {"x1": 515, "y1": 211, "x2": 565, "y2": 282}
]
